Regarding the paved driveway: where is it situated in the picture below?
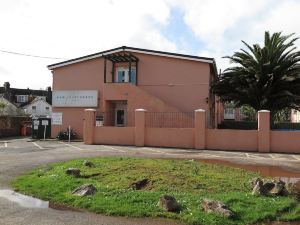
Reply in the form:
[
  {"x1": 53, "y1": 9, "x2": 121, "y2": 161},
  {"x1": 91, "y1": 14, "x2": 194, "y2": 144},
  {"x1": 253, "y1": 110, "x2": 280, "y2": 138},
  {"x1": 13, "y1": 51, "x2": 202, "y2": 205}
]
[{"x1": 0, "y1": 137, "x2": 299, "y2": 225}]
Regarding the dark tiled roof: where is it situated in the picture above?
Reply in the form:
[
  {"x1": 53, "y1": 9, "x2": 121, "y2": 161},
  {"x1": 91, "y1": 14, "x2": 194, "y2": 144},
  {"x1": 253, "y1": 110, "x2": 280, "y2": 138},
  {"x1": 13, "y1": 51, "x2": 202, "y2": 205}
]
[{"x1": 0, "y1": 86, "x2": 52, "y2": 106}]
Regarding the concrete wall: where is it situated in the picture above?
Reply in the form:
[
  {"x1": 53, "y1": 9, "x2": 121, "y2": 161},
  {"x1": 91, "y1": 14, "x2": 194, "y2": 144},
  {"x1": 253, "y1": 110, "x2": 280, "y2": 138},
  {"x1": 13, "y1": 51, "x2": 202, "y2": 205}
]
[
  {"x1": 83, "y1": 109, "x2": 300, "y2": 154},
  {"x1": 206, "y1": 129, "x2": 257, "y2": 151},
  {"x1": 52, "y1": 108, "x2": 85, "y2": 138},
  {"x1": 94, "y1": 126, "x2": 135, "y2": 146},
  {"x1": 51, "y1": 58, "x2": 103, "y2": 138},
  {"x1": 271, "y1": 131, "x2": 300, "y2": 153},
  {"x1": 135, "y1": 53, "x2": 210, "y2": 112},
  {"x1": 145, "y1": 128, "x2": 194, "y2": 148},
  {"x1": 51, "y1": 51, "x2": 214, "y2": 138}
]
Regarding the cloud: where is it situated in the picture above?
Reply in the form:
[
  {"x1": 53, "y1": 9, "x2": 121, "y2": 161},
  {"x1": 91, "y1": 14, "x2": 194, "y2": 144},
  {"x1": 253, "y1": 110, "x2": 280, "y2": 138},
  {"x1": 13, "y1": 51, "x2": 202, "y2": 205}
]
[
  {"x1": 1, "y1": 0, "x2": 300, "y2": 88},
  {"x1": 0, "y1": 0, "x2": 176, "y2": 89},
  {"x1": 168, "y1": 0, "x2": 300, "y2": 71}
]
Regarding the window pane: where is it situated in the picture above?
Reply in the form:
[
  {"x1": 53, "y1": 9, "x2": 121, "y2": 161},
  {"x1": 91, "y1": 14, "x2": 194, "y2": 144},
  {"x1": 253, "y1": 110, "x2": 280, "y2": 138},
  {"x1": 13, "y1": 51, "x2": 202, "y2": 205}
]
[
  {"x1": 130, "y1": 70, "x2": 136, "y2": 84},
  {"x1": 117, "y1": 71, "x2": 125, "y2": 82}
]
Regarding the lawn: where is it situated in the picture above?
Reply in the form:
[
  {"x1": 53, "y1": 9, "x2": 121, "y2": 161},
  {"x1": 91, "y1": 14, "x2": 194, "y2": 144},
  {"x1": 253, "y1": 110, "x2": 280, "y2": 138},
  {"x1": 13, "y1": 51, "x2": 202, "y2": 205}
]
[{"x1": 12, "y1": 157, "x2": 300, "y2": 225}]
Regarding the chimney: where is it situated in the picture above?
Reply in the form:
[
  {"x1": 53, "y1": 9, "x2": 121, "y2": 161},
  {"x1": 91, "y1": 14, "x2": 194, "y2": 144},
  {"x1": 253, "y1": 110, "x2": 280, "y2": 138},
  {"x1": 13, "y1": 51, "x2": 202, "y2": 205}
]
[
  {"x1": 47, "y1": 86, "x2": 52, "y2": 104},
  {"x1": 3, "y1": 82, "x2": 10, "y2": 91}
]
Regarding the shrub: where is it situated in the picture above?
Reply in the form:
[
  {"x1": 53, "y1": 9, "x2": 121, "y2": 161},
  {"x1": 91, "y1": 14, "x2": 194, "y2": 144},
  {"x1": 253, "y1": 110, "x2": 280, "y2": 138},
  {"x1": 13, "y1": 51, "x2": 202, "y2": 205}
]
[
  {"x1": 218, "y1": 121, "x2": 257, "y2": 130},
  {"x1": 56, "y1": 128, "x2": 77, "y2": 140}
]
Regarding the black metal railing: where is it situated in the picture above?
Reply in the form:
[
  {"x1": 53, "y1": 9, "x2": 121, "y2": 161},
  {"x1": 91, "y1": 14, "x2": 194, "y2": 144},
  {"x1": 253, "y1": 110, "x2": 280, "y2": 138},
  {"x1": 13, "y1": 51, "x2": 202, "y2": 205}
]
[
  {"x1": 272, "y1": 122, "x2": 300, "y2": 131},
  {"x1": 95, "y1": 111, "x2": 135, "y2": 127}
]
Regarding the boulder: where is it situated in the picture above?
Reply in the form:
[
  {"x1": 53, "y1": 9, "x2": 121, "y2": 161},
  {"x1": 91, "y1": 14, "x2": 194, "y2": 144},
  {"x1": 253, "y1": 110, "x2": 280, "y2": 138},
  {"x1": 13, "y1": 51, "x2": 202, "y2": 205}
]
[
  {"x1": 269, "y1": 180, "x2": 288, "y2": 196},
  {"x1": 66, "y1": 168, "x2": 81, "y2": 177},
  {"x1": 286, "y1": 183, "x2": 300, "y2": 200},
  {"x1": 72, "y1": 184, "x2": 97, "y2": 196},
  {"x1": 158, "y1": 195, "x2": 181, "y2": 212},
  {"x1": 251, "y1": 178, "x2": 290, "y2": 196},
  {"x1": 251, "y1": 178, "x2": 264, "y2": 195},
  {"x1": 250, "y1": 177, "x2": 262, "y2": 187},
  {"x1": 202, "y1": 199, "x2": 234, "y2": 218},
  {"x1": 131, "y1": 178, "x2": 150, "y2": 190},
  {"x1": 83, "y1": 160, "x2": 95, "y2": 167},
  {"x1": 262, "y1": 182, "x2": 275, "y2": 193}
]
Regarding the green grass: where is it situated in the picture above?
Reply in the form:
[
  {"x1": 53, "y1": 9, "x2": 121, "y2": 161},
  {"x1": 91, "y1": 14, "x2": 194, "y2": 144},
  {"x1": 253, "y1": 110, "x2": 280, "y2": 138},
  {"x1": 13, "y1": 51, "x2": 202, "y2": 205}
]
[{"x1": 12, "y1": 157, "x2": 300, "y2": 225}]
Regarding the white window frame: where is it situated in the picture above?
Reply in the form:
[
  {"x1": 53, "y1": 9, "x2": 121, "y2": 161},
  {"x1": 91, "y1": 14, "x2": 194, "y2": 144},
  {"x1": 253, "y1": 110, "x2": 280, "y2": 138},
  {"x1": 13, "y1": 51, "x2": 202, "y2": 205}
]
[
  {"x1": 116, "y1": 67, "x2": 136, "y2": 83},
  {"x1": 16, "y1": 95, "x2": 28, "y2": 103}
]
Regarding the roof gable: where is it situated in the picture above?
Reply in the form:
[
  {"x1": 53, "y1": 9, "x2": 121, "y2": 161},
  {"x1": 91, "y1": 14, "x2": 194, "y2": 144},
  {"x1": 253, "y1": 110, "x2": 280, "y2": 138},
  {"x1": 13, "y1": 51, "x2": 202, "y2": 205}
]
[
  {"x1": 47, "y1": 46, "x2": 215, "y2": 70},
  {"x1": 22, "y1": 98, "x2": 51, "y2": 109}
]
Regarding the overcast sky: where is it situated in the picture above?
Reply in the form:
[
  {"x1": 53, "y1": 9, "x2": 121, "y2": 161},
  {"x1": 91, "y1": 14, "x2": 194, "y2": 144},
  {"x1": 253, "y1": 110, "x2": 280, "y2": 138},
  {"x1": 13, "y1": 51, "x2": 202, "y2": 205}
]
[{"x1": 1, "y1": 0, "x2": 300, "y2": 89}]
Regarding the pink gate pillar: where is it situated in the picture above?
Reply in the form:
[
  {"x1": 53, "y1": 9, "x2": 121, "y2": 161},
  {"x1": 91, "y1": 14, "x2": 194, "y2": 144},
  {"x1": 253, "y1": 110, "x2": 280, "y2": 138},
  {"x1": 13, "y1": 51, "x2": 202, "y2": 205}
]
[
  {"x1": 258, "y1": 110, "x2": 270, "y2": 152},
  {"x1": 195, "y1": 109, "x2": 206, "y2": 149},
  {"x1": 83, "y1": 109, "x2": 96, "y2": 145},
  {"x1": 135, "y1": 109, "x2": 146, "y2": 147}
]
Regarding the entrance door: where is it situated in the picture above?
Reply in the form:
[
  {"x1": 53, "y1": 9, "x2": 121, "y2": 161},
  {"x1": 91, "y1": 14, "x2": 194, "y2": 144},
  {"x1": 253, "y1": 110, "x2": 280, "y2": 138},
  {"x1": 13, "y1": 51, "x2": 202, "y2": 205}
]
[{"x1": 115, "y1": 109, "x2": 125, "y2": 126}]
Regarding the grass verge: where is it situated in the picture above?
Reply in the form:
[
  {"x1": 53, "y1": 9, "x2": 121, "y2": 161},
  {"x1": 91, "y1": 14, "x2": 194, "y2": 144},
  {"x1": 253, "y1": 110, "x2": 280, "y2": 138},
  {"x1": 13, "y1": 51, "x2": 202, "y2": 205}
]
[{"x1": 12, "y1": 157, "x2": 299, "y2": 225}]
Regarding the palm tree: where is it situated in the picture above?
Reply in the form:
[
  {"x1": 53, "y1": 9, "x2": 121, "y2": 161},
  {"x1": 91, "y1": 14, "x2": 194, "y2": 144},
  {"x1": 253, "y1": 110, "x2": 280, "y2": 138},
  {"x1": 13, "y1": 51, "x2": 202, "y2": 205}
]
[{"x1": 213, "y1": 31, "x2": 300, "y2": 122}]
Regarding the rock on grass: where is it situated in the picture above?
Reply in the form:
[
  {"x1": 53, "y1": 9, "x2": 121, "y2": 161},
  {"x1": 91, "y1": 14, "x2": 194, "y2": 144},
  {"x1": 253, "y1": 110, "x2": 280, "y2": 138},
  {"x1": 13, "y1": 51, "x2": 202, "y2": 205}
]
[
  {"x1": 130, "y1": 178, "x2": 150, "y2": 190},
  {"x1": 72, "y1": 184, "x2": 97, "y2": 196},
  {"x1": 66, "y1": 168, "x2": 80, "y2": 177},
  {"x1": 251, "y1": 178, "x2": 289, "y2": 196},
  {"x1": 202, "y1": 199, "x2": 234, "y2": 218},
  {"x1": 83, "y1": 160, "x2": 95, "y2": 167},
  {"x1": 158, "y1": 195, "x2": 181, "y2": 212}
]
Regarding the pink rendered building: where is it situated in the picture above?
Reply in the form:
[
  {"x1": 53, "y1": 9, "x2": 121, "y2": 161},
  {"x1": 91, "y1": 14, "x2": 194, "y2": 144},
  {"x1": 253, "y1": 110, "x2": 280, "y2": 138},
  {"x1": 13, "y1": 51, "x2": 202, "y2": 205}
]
[{"x1": 48, "y1": 46, "x2": 219, "y2": 138}]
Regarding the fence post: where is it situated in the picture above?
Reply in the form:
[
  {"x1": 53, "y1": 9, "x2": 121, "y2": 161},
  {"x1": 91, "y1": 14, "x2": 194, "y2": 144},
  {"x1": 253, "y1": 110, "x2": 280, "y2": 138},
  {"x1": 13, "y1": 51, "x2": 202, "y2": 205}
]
[
  {"x1": 135, "y1": 109, "x2": 146, "y2": 147},
  {"x1": 83, "y1": 109, "x2": 96, "y2": 145},
  {"x1": 195, "y1": 109, "x2": 206, "y2": 149},
  {"x1": 258, "y1": 110, "x2": 270, "y2": 152}
]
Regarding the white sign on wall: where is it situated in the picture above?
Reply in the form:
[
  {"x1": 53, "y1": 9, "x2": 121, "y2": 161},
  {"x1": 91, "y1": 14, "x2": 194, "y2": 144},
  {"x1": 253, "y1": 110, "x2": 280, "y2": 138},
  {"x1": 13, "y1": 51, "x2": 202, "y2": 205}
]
[
  {"x1": 52, "y1": 90, "x2": 98, "y2": 107},
  {"x1": 52, "y1": 112, "x2": 63, "y2": 125}
]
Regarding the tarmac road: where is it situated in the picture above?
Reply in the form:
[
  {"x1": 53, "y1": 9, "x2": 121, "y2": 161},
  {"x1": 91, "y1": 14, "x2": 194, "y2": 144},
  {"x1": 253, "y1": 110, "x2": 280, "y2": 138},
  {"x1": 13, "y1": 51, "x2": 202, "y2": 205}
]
[{"x1": 0, "y1": 137, "x2": 299, "y2": 225}]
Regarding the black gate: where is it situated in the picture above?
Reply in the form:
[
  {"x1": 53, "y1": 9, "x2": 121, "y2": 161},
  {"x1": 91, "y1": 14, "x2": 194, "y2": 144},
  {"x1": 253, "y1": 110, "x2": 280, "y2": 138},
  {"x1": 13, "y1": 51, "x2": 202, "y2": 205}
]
[{"x1": 32, "y1": 118, "x2": 51, "y2": 139}]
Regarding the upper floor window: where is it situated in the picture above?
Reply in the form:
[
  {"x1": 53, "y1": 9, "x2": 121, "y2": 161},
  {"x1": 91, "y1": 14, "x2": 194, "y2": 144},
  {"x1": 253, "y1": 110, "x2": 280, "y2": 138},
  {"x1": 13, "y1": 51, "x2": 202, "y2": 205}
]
[
  {"x1": 32, "y1": 106, "x2": 37, "y2": 112},
  {"x1": 16, "y1": 95, "x2": 28, "y2": 103},
  {"x1": 116, "y1": 67, "x2": 136, "y2": 84},
  {"x1": 45, "y1": 106, "x2": 49, "y2": 111}
]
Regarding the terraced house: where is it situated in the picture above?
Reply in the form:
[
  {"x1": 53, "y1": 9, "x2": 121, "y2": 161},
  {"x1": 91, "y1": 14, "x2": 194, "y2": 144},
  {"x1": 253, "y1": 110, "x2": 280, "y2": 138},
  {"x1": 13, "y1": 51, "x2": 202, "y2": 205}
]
[{"x1": 48, "y1": 46, "x2": 219, "y2": 139}]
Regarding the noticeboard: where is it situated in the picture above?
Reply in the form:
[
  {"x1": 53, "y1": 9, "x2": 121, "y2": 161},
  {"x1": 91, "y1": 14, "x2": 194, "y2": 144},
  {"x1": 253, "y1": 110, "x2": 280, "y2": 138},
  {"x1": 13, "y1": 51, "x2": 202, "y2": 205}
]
[{"x1": 52, "y1": 112, "x2": 63, "y2": 125}]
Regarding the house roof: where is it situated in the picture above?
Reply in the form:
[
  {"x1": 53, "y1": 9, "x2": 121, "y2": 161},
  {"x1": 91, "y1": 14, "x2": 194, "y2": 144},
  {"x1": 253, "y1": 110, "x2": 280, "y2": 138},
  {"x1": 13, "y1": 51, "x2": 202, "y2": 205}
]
[
  {"x1": 22, "y1": 97, "x2": 52, "y2": 109},
  {"x1": 0, "y1": 95, "x2": 18, "y2": 109},
  {"x1": 0, "y1": 87, "x2": 49, "y2": 97},
  {"x1": 47, "y1": 46, "x2": 216, "y2": 70}
]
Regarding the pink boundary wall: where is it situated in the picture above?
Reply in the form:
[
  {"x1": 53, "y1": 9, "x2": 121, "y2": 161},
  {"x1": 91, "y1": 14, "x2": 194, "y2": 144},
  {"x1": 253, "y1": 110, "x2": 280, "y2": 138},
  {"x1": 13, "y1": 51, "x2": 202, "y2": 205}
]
[
  {"x1": 206, "y1": 129, "x2": 257, "y2": 151},
  {"x1": 84, "y1": 109, "x2": 300, "y2": 154}
]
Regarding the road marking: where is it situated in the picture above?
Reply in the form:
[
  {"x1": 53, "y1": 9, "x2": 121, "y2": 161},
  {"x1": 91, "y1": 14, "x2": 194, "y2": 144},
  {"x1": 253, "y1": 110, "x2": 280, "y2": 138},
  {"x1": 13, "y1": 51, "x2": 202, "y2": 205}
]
[
  {"x1": 269, "y1": 154, "x2": 276, "y2": 159},
  {"x1": 62, "y1": 142, "x2": 83, "y2": 150},
  {"x1": 142, "y1": 147, "x2": 166, "y2": 154},
  {"x1": 291, "y1": 155, "x2": 300, "y2": 161},
  {"x1": 102, "y1": 145, "x2": 126, "y2": 152},
  {"x1": 248, "y1": 154, "x2": 263, "y2": 159},
  {"x1": 32, "y1": 142, "x2": 44, "y2": 149},
  {"x1": 4, "y1": 142, "x2": 7, "y2": 148}
]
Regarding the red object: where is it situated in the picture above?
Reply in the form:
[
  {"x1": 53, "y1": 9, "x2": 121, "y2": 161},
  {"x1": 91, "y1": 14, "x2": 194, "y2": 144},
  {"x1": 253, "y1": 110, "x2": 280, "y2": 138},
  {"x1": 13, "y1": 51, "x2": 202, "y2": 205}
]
[{"x1": 20, "y1": 121, "x2": 32, "y2": 136}]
